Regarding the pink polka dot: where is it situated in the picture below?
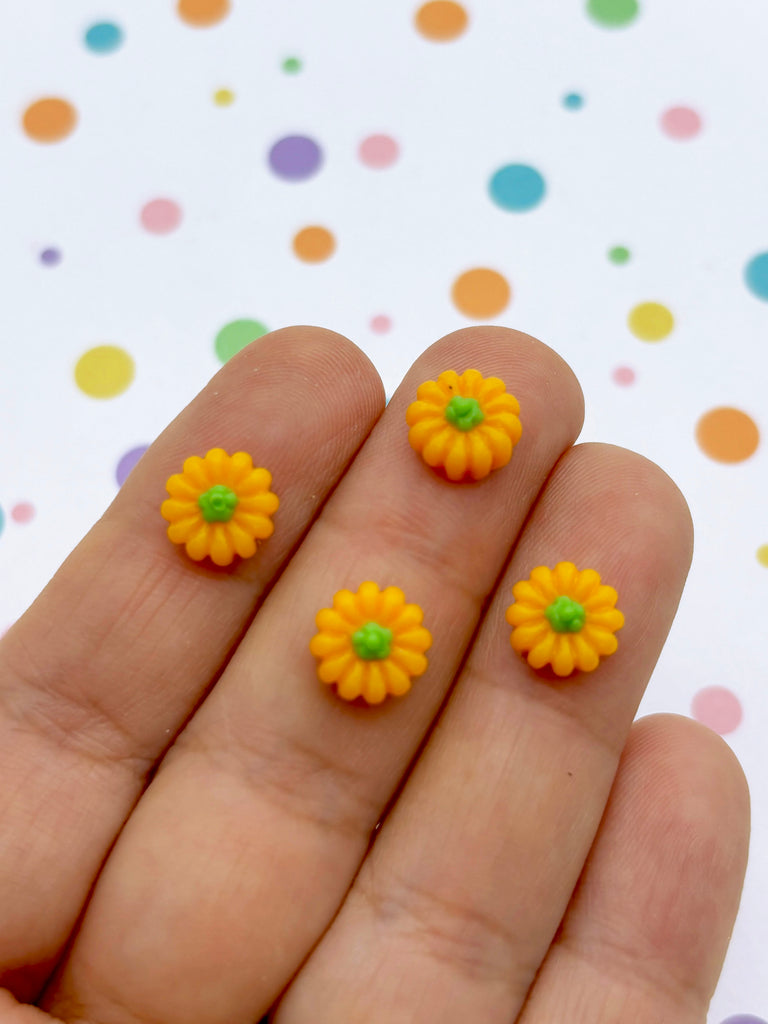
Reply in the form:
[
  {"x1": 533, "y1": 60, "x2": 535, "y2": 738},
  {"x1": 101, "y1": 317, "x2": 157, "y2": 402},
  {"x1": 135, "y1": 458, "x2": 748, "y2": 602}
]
[
  {"x1": 370, "y1": 314, "x2": 392, "y2": 333},
  {"x1": 140, "y1": 198, "x2": 182, "y2": 234},
  {"x1": 612, "y1": 366, "x2": 636, "y2": 386},
  {"x1": 660, "y1": 106, "x2": 702, "y2": 140},
  {"x1": 11, "y1": 502, "x2": 35, "y2": 524},
  {"x1": 358, "y1": 135, "x2": 400, "y2": 169},
  {"x1": 691, "y1": 686, "x2": 743, "y2": 735}
]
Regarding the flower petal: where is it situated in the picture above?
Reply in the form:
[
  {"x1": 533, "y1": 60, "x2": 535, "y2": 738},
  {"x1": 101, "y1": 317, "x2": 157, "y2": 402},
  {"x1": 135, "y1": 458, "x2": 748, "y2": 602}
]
[
  {"x1": 510, "y1": 580, "x2": 550, "y2": 609},
  {"x1": 389, "y1": 647, "x2": 428, "y2": 676},
  {"x1": 167, "y1": 515, "x2": 203, "y2": 543},
  {"x1": 309, "y1": 633, "x2": 350, "y2": 658},
  {"x1": 238, "y1": 468, "x2": 273, "y2": 496},
  {"x1": 582, "y1": 624, "x2": 619, "y2": 656},
  {"x1": 317, "y1": 650, "x2": 356, "y2": 683},
  {"x1": 165, "y1": 474, "x2": 201, "y2": 501},
  {"x1": 573, "y1": 634, "x2": 600, "y2": 672},
  {"x1": 363, "y1": 663, "x2": 387, "y2": 704},
  {"x1": 161, "y1": 498, "x2": 198, "y2": 524},
  {"x1": 185, "y1": 525, "x2": 212, "y2": 561},
  {"x1": 571, "y1": 568, "x2": 601, "y2": 602},
  {"x1": 394, "y1": 627, "x2": 432, "y2": 653},
  {"x1": 459, "y1": 368, "x2": 483, "y2": 397},
  {"x1": 333, "y1": 589, "x2": 365, "y2": 626},
  {"x1": 586, "y1": 608, "x2": 625, "y2": 632},
  {"x1": 553, "y1": 561, "x2": 579, "y2": 595},
  {"x1": 315, "y1": 609, "x2": 352, "y2": 633},
  {"x1": 183, "y1": 455, "x2": 211, "y2": 489},
  {"x1": 484, "y1": 392, "x2": 520, "y2": 416},
  {"x1": 228, "y1": 451, "x2": 254, "y2": 484},
  {"x1": 382, "y1": 660, "x2": 412, "y2": 696},
  {"x1": 408, "y1": 416, "x2": 448, "y2": 450},
  {"x1": 476, "y1": 425, "x2": 513, "y2": 468},
  {"x1": 436, "y1": 370, "x2": 461, "y2": 397},
  {"x1": 237, "y1": 492, "x2": 279, "y2": 516},
  {"x1": 526, "y1": 631, "x2": 556, "y2": 669},
  {"x1": 358, "y1": 581, "x2": 383, "y2": 618},
  {"x1": 506, "y1": 603, "x2": 546, "y2": 627},
  {"x1": 337, "y1": 660, "x2": 365, "y2": 701},
  {"x1": 390, "y1": 604, "x2": 424, "y2": 631},
  {"x1": 233, "y1": 511, "x2": 275, "y2": 540},
  {"x1": 510, "y1": 621, "x2": 550, "y2": 652},
  {"x1": 227, "y1": 521, "x2": 257, "y2": 559},
  {"x1": 551, "y1": 635, "x2": 575, "y2": 676},
  {"x1": 422, "y1": 427, "x2": 454, "y2": 467},
  {"x1": 209, "y1": 525, "x2": 235, "y2": 566},
  {"x1": 375, "y1": 586, "x2": 406, "y2": 626},
  {"x1": 529, "y1": 566, "x2": 559, "y2": 602},
  {"x1": 466, "y1": 431, "x2": 493, "y2": 480},
  {"x1": 203, "y1": 448, "x2": 230, "y2": 484},
  {"x1": 415, "y1": 380, "x2": 449, "y2": 407},
  {"x1": 485, "y1": 411, "x2": 523, "y2": 445},
  {"x1": 583, "y1": 584, "x2": 620, "y2": 612},
  {"x1": 477, "y1": 376, "x2": 507, "y2": 403},
  {"x1": 406, "y1": 401, "x2": 443, "y2": 427},
  {"x1": 444, "y1": 434, "x2": 469, "y2": 481}
]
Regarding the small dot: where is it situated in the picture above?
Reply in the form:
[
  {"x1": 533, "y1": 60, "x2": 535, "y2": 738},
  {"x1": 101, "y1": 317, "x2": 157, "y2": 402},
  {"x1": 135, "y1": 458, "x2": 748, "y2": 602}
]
[
  {"x1": 370, "y1": 315, "x2": 392, "y2": 334},
  {"x1": 214, "y1": 319, "x2": 269, "y2": 363},
  {"x1": 116, "y1": 446, "x2": 149, "y2": 487},
  {"x1": 84, "y1": 22, "x2": 124, "y2": 54},
  {"x1": 140, "y1": 199, "x2": 182, "y2": 234},
  {"x1": 452, "y1": 268, "x2": 511, "y2": 319},
  {"x1": 756, "y1": 544, "x2": 768, "y2": 568},
  {"x1": 268, "y1": 135, "x2": 323, "y2": 181},
  {"x1": 293, "y1": 226, "x2": 336, "y2": 263},
  {"x1": 612, "y1": 366, "x2": 636, "y2": 386},
  {"x1": 74, "y1": 345, "x2": 135, "y2": 399},
  {"x1": 696, "y1": 407, "x2": 760, "y2": 463},
  {"x1": 213, "y1": 88, "x2": 235, "y2": 106},
  {"x1": 744, "y1": 252, "x2": 768, "y2": 301},
  {"x1": 489, "y1": 164, "x2": 546, "y2": 212},
  {"x1": 691, "y1": 686, "x2": 743, "y2": 735},
  {"x1": 609, "y1": 245, "x2": 631, "y2": 264},
  {"x1": 0, "y1": 506, "x2": 4, "y2": 538},
  {"x1": 40, "y1": 248, "x2": 62, "y2": 267},
  {"x1": 359, "y1": 134, "x2": 400, "y2": 169},
  {"x1": 628, "y1": 302, "x2": 674, "y2": 341},
  {"x1": 177, "y1": 0, "x2": 230, "y2": 26},
  {"x1": 282, "y1": 57, "x2": 302, "y2": 73},
  {"x1": 660, "y1": 106, "x2": 702, "y2": 140},
  {"x1": 11, "y1": 503, "x2": 35, "y2": 524},
  {"x1": 586, "y1": 0, "x2": 639, "y2": 27},
  {"x1": 22, "y1": 97, "x2": 77, "y2": 143},
  {"x1": 414, "y1": 1, "x2": 469, "y2": 41},
  {"x1": 562, "y1": 92, "x2": 584, "y2": 110}
]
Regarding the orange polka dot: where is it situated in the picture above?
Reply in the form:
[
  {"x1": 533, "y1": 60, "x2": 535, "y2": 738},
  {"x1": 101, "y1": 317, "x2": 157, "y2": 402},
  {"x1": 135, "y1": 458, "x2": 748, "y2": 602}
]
[
  {"x1": 177, "y1": 0, "x2": 230, "y2": 27},
  {"x1": 22, "y1": 98, "x2": 77, "y2": 143},
  {"x1": 452, "y1": 268, "x2": 511, "y2": 319},
  {"x1": 293, "y1": 226, "x2": 336, "y2": 263},
  {"x1": 695, "y1": 407, "x2": 760, "y2": 463},
  {"x1": 414, "y1": 1, "x2": 468, "y2": 41}
]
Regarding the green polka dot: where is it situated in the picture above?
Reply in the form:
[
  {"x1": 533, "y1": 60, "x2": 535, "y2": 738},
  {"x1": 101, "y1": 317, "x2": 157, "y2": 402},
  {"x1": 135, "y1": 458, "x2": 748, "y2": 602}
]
[
  {"x1": 282, "y1": 57, "x2": 302, "y2": 74},
  {"x1": 587, "y1": 0, "x2": 639, "y2": 27},
  {"x1": 609, "y1": 245, "x2": 631, "y2": 264},
  {"x1": 214, "y1": 319, "x2": 269, "y2": 363}
]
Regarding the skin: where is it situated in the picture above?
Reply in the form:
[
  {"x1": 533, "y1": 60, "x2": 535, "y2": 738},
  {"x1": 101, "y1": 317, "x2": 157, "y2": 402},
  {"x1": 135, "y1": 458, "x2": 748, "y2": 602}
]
[{"x1": 0, "y1": 325, "x2": 749, "y2": 1024}]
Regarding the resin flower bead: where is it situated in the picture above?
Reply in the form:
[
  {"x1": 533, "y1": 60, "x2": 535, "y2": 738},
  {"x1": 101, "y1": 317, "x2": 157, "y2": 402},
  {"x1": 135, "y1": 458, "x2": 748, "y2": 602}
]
[
  {"x1": 161, "y1": 448, "x2": 278, "y2": 566},
  {"x1": 406, "y1": 368, "x2": 522, "y2": 481},
  {"x1": 506, "y1": 562, "x2": 624, "y2": 676},
  {"x1": 310, "y1": 582, "x2": 432, "y2": 704}
]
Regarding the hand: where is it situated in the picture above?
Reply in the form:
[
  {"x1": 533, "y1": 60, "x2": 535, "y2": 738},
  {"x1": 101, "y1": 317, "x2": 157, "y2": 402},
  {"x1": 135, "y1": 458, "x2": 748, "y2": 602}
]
[{"x1": 0, "y1": 326, "x2": 749, "y2": 1024}]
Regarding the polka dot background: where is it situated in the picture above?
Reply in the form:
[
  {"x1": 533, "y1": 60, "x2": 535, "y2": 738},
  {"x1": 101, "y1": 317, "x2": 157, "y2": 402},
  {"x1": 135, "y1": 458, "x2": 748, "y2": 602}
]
[{"x1": 2, "y1": 3, "x2": 767, "y2": 1016}]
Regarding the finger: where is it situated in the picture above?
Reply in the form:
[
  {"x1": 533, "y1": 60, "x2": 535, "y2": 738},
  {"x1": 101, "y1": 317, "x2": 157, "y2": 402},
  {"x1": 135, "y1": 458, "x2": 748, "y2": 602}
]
[
  {"x1": 272, "y1": 444, "x2": 694, "y2": 1023},
  {"x1": 0, "y1": 327, "x2": 383, "y2": 998},
  {"x1": 44, "y1": 327, "x2": 584, "y2": 1024},
  {"x1": 519, "y1": 714, "x2": 750, "y2": 1023}
]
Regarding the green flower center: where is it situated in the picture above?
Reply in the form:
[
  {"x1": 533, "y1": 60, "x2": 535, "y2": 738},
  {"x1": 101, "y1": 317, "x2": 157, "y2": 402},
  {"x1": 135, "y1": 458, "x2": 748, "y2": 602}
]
[
  {"x1": 198, "y1": 484, "x2": 238, "y2": 523},
  {"x1": 351, "y1": 621, "x2": 393, "y2": 660},
  {"x1": 444, "y1": 395, "x2": 484, "y2": 431},
  {"x1": 545, "y1": 596, "x2": 586, "y2": 633}
]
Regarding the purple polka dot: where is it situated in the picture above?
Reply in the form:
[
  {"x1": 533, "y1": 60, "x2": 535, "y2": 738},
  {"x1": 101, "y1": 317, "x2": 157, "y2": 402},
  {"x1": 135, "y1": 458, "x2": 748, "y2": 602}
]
[
  {"x1": 40, "y1": 247, "x2": 61, "y2": 266},
  {"x1": 721, "y1": 1017, "x2": 768, "y2": 1024},
  {"x1": 116, "y1": 445, "x2": 148, "y2": 487},
  {"x1": 268, "y1": 135, "x2": 323, "y2": 181}
]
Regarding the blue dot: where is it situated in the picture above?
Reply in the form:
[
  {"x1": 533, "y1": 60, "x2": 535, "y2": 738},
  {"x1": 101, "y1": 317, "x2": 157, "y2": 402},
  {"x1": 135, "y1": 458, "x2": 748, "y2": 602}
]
[
  {"x1": 745, "y1": 252, "x2": 768, "y2": 301},
  {"x1": 489, "y1": 164, "x2": 546, "y2": 212},
  {"x1": 84, "y1": 22, "x2": 124, "y2": 54},
  {"x1": 563, "y1": 92, "x2": 584, "y2": 110}
]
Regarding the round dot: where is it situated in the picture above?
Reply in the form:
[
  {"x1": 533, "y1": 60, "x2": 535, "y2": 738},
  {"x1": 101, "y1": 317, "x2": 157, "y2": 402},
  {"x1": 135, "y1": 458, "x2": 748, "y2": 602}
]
[
  {"x1": 696, "y1": 407, "x2": 760, "y2": 463},
  {"x1": 562, "y1": 92, "x2": 584, "y2": 110},
  {"x1": 660, "y1": 105, "x2": 702, "y2": 140},
  {"x1": 691, "y1": 686, "x2": 743, "y2": 735},
  {"x1": 744, "y1": 252, "x2": 768, "y2": 301},
  {"x1": 140, "y1": 199, "x2": 182, "y2": 234},
  {"x1": 608, "y1": 245, "x2": 630, "y2": 264},
  {"x1": 489, "y1": 164, "x2": 546, "y2": 212},
  {"x1": 177, "y1": 0, "x2": 230, "y2": 26},
  {"x1": 40, "y1": 248, "x2": 62, "y2": 267},
  {"x1": 22, "y1": 97, "x2": 77, "y2": 143},
  {"x1": 292, "y1": 226, "x2": 336, "y2": 263},
  {"x1": 214, "y1": 319, "x2": 269, "y2": 363},
  {"x1": 0, "y1": 505, "x2": 4, "y2": 539},
  {"x1": 282, "y1": 56, "x2": 302, "y2": 73},
  {"x1": 756, "y1": 545, "x2": 768, "y2": 567},
  {"x1": 415, "y1": 1, "x2": 468, "y2": 40},
  {"x1": 586, "y1": 0, "x2": 639, "y2": 27},
  {"x1": 213, "y1": 88, "x2": 235, "y2": 106},
  {"x1": 11, "y1": 502, "x2": 35, "y2": 524},
  {"x1": 452, "y1": 268, "x2": 511, "y2": 319},
  {"x1": 74, "y1": 345, "x2": 135, "y2": 399},
  {"x1": 720, "y1": 1017, "x2": 768, "y2": 1024},
  {"x1": 116, "y1": 446, "x2": 149, "y2": 487},
  {"x1": 370, "y1": 315, "x2": 392, "y2": 333},
  {"x1": 268, "y1": 135, "x2": 323, "y2": 181},
  {"x1": 612, "y1": 366, "x2": 636, "y2": 386},
  {"x1": 628, "y1": 302, "x2": 674, "y2": 341},
  {"x1": 359, "y1": 134, "x2": 400, "y2": 169},
  {"x1": 84, "y1": 21, "x2": 124, "y2": 54}
]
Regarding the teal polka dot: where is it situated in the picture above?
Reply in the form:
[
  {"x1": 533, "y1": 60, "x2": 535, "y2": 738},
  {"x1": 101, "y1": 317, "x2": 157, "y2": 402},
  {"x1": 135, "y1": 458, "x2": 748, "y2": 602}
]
[
  {"x1": 563, "y1": 92, "x2": 584, "y2": 110},
  {"x1": 745, "y1": 252, "x2": 768, "y2": 301},
  {"x1": 84, "y1": 22, "x2": 124, "y2": 54},
  {"x1": 489, "y1": 164, "x2": 546, "y2": 212}
]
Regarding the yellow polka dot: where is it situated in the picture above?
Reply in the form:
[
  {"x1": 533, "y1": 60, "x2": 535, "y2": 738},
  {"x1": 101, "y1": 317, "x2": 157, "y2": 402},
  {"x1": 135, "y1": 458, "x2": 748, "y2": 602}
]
[
  {"x1": 213, "y1": 88, "x2": 235, "y2": 106},
  {"x1": 628, "y1": 302, "x2": 674, "y2": 341},
  {"x1": 177, "y1": 0, "x2": 230, "y2": 27},
  {"x1": 292, "y1": 226, "x2": 336, "y2": 263},
  {"x1": 756, "y1": 544, "x2": 768, "y2": 567},
  {"x1": 696, "y1": 407, "x2": 760, "y2": 463},
  {"x1": 22, "y1": 97, "x2": 77, "y2": 143},
  {"x1": 75, "y1": 346, "x2": 135, "y2": 399},
  {"x1": 415, "y1": 1, "x2": 469, "y2": 41},
  {"x1": 452, "y1": 268, "x2": 511, "y2": 319}
]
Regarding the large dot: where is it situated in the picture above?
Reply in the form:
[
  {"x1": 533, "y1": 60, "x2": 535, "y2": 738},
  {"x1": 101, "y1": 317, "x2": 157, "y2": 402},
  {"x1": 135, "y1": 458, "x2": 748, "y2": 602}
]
[
  {"x1": 414, "y1": 1, "x2": 469, "y2": 41},
  {"x1": 586, "y1": 0, "x2": 639, "y2": 27},
  {"x1": 628, "y1": 302, "x2": 674, "y2": 341},
  {"x1": 660, "y1": 106, "x2": 702, "y2": 140},
  {"x1": 74, "y1": 345, "x2": 135, "y2": 398},
  {"x1": 744, "y1": 252, "x2": 768, "y2": 301},
  {"x1": 452, "y1": 268, "x2": 511, "y2": 319},
  {"x1": 213, "y1": 88, "x2": 235, "y2": 106},
  {"x1": 268, "y1": 135, "x2": 322, "y2": 181},
  {"x1": 489, "y1": 164, "x2": 546, "y2": 212},
  {"x1": 696, "y1": 407, "x2": 759, "y2": 463},
  {"x1": 293, "y1": 226, "x2": 336, "y2": 262},
  {"x1": 22, "y1": 98, "x2": 77, "y2": 143},
  {"x1": 691, "y1": 686, "x2": 743, "y2": 735},
  {"x1": 84, "y1": 22, "x2": 124, "y2": 53},
  {"x1": 214, "y1": 319, "x2": 269, "y2": 363},
  {"x1": 40, "y1": 247, "x2": 62, "y2": 267},
  {"x1": 11, "y1": 502, "x2": 35, "y2": 524},
  {"x1": 177, "y1": 0, "x2": 230, "y2": 26},
  {"x1": 116, "y1": 446, "x2": 149, "y2": 487},
  {"x1": 721, "y1": 1017, "x2": 768, "y2": 1024},
  {"x1": 140, "y1": 199, "x2": 182, "y2": 234},
  {"x1": 359, "y1": 134, "x2": 400, "y2": 169}
]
